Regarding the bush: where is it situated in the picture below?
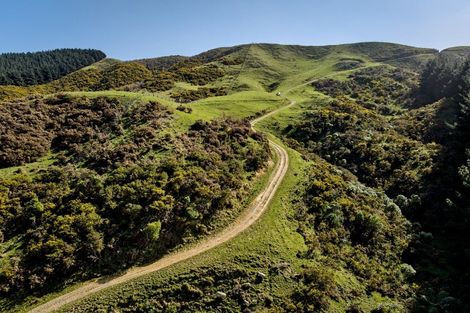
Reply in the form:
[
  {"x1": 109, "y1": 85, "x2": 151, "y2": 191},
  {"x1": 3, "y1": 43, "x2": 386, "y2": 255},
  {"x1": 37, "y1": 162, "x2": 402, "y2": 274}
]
[{"x1": 0, "y1": 108, "x2": 270, "y2": 297}]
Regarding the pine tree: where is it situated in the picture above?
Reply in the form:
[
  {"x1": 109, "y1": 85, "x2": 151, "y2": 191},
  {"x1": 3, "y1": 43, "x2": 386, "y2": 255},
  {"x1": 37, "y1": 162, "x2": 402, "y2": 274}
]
[
  {"x1": 456, "y1": 61, "x2": 470, "y2": 138},
  {"x1": 0, "y1": 49, "x2": 106, "y2": 86}
]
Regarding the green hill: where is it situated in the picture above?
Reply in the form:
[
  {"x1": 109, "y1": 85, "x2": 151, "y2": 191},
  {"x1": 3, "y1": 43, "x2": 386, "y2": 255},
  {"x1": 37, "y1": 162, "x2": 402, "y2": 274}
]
[
  {"x1": 1, "y1": 42, "x2": 470, "y2": 313},
  {"x1": 0, "y1": 42, "x2": 441, "y2": 103},
  {"x1": 441, "y1": 46, "x2": 470, "y2": 58}
]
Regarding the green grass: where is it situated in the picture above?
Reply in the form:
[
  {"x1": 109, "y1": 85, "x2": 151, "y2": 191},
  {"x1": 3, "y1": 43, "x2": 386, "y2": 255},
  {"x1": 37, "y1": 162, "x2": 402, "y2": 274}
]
[
  {"x1": 67, "y1": 89, "x2": 287, "y2": 132},
  {"x1": 0, "y1": 155, "x2": 56, "y2": 179},
  {"x1": 233, "y1": 44, "x2": 379, "y2": 94},
  {"x1": 196, "y1": 90, "x2": 288, "y2": 118}
]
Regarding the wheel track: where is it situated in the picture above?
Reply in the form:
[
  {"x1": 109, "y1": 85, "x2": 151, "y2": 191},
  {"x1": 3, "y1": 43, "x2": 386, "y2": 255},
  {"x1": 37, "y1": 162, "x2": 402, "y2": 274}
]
[{"x1": 29, "y1": 102, "x2": 292, "y2": 313}]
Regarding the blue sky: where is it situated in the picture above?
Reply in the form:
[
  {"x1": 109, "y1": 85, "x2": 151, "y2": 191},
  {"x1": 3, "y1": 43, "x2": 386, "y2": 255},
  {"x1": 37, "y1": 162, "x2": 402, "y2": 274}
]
[{"x1": 1, "y1": 0, "x2": 469, "y2": 60}]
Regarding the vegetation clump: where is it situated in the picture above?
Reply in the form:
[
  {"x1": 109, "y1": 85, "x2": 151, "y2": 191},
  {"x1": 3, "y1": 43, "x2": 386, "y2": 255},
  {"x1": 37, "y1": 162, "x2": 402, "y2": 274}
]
[
  {"x1": 0, "y1": 95, "x2": 170, "y2": 168},
  {"x1": 285, "y1": 98, "x2": 438, "y2": 197},
  {"x1": 312, "y1": 66, "x2": 418, "y2": 112},
  {"x1": 291, "y1": 157, "x2": 412, "y2": 311},
  {"x1": 0, "y1": 95, "x2": 270, "y2": 298}
]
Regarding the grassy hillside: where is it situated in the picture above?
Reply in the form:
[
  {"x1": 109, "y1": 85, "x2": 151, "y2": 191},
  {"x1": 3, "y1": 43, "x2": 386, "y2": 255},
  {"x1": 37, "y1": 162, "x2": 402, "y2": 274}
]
[
  {"x1": 0, "y1": 42, "x2": 438, "y2": 103},
  {"x1": 1, "y1": 42, "x2": 470, "y2": 312}
]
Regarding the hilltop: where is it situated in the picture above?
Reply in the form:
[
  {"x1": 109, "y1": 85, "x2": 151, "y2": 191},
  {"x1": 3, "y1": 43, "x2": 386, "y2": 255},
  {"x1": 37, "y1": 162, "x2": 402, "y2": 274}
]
[{"x1": 0, "y1": 42, "x2": 439, "y2": 103}]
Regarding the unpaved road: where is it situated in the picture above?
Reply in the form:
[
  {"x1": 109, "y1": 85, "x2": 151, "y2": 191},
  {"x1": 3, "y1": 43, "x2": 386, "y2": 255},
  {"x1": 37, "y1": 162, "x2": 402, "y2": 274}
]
[{"x1": 29, "y1": 102, "x2": 293, "y2": 313}]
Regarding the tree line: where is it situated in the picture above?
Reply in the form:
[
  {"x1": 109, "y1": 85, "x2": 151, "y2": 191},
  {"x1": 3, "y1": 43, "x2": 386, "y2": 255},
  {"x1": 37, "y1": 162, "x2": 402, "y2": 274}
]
[{"x1": 0, "y1": 49, "x2": 106, "y2": 86}]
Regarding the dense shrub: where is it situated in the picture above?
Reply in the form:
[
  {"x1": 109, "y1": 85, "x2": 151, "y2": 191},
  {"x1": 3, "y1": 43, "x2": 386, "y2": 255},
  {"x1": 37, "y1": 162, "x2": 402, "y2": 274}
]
[
  {"x1": 291, "y1": 157, "x2": 412, "y2": 308},
  {"x1": 0, "y1": 95, "x2": 171, "y2": 168},
  {"x1": 285, "y1": 99, "x2": 438, "y2": 196},
  {"x1": 142, "y1": 71, "x2": 178, "y2": 92},
  {"x1": 0, "y1": 109, "x2": 269, "y2": 297},
  {"x1": 99, "y1": 62, "x2": 153, "y2": 89},
  {"x1": 409, "y1": 61, "x2": 470, "y2": 312},
  {"x1": 290, "y1": 266, "x2": 339, "y2": 312},
  {"x1": 312, "y1": 66, "x2": 418, "y2": 113},
  {"x1": 176, "y1": 104, "x2": 193, "y2": 113},
  {"x1": 174, "y1": 63, "x2": 225, "y2": 86},
  {"x1": 418, "y1": 50, "x2": 468, "y2": 104},
  {"x1": 334, "y1": 59, "x2": 364, "y2": 71}
]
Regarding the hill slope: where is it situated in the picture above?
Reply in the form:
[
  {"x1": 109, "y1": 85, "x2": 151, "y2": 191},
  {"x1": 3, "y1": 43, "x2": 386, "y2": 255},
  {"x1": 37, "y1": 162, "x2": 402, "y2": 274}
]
[{"x1": 1, "y1": 41, "x2": 470, "y2": 313}]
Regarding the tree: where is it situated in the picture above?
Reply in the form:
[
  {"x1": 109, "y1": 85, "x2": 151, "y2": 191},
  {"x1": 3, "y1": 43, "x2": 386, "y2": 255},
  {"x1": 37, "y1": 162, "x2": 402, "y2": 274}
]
[
  {"x1": 145, "y1": 221, "x2": 162, "y2": 242},
  {"x1": 0, "y1": 49, "x2": 106, "y2": 86}
]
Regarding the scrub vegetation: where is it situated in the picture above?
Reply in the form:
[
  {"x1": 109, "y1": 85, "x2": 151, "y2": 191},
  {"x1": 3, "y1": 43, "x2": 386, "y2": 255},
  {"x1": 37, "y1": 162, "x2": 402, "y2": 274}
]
[{"x1": 1, "y1": 42, "x2": 470, "y2": 313}]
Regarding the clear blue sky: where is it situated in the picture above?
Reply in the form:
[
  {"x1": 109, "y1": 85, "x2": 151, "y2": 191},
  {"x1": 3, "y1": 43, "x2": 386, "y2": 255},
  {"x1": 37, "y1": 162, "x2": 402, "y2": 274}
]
[{"x1": 1, "y1": 0, "x2": 469, "y2": 60}]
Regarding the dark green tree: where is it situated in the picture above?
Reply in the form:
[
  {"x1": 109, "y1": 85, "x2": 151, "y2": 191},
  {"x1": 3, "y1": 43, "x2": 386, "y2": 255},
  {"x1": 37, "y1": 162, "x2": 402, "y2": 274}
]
[{"x1": 0, "y1": 49, "x2": 106, "y2": 86}]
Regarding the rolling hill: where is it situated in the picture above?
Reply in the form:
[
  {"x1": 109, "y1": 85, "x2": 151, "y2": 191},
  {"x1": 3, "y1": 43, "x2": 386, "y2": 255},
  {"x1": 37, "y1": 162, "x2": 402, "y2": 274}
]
[{"x1": 1, "y1": 42, "x2": 470, "y2": 313}]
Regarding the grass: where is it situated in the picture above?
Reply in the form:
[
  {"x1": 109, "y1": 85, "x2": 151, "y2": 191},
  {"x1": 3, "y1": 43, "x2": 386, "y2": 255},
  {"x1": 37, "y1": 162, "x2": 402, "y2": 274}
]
[
  {"x1": 235, "y1": 44, "x2": 381, "y2": 95},
  {"x1": 0, "y1": 155, "x2": 56, "y2": 179},
  {"x1": 196, "y1": 91, "x2": 288, "y2": 119},
  {"x1": 66, "y1": 90, "x2": 286, "y2": 133}
]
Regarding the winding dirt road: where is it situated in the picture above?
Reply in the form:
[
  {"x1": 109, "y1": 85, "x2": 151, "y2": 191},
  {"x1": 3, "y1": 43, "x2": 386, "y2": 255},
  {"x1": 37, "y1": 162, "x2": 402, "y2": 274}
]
[{"x1": 29, "y1": 101, "x2": 293, "y2": 313}]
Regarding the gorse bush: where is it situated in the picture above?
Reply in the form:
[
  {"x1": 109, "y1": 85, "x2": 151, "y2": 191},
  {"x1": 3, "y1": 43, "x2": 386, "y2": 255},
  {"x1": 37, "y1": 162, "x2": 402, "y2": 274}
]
[
  {"x1": 312, "y1": 66, "x2": 418, "y2": 112},
  {"x1": 0, "y1": 95, "x2": 171, "y2": 168},
  {"x1": 281, "y1": 155, "x2": 412, "y2": 312},
  {"x1": 0, "y1": 95, "x2": 270, "y2": 297},
  {"x1": 285, "y1": 98, "x2": 438, "y2": 197},
  {"x1": 173, "y1": 63, "x2": 225, "y2": 86}
]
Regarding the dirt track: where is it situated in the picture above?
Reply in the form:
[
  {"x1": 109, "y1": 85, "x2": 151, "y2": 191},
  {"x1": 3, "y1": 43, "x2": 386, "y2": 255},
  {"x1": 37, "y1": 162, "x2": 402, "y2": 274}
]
[{"x1": 29, "y1": 102, "x2": 292, "y2": 313}]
